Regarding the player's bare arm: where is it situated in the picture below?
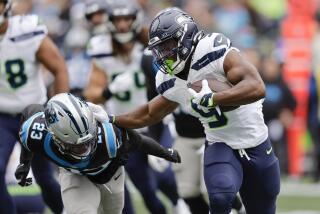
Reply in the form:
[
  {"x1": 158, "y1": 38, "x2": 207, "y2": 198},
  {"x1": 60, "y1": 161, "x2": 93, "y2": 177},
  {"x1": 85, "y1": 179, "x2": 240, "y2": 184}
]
[
  {"x1": 213, "y1": 50, "x2": 265, "y2": 106},
  {"x1": 115, "y1": 95, "x2": 179, "y2": 129},
  {"x1": 36, "y1": 36, "x2": 69, "y2": 93},
  {"x1": 84, "y1": 62, "x2": 108, "y2": 103}
]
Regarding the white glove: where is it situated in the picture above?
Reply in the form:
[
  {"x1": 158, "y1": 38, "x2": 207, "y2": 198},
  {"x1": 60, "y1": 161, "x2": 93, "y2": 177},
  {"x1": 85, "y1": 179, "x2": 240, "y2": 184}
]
[
  {"x1": 88, "y1": 102, "x2": 109, "y2": 123},
  {"x1": 188, "y1": 79, "x2": 221, "y2": 115},
  {"x1": 148, "y1": 155, "x2": 170, "y2": 172},
  {"x1": 109, "y1": 72, "x2": 134, "y2": 94}
]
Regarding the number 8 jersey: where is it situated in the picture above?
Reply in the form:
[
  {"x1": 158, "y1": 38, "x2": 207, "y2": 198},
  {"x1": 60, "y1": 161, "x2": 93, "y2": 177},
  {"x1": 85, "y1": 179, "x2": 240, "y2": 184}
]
[
  {"x1": 0, "y1": 15, "x2": 48, "y2": 114},
  {"x1": 155, "y1": 33, "x2": 268, "y2": 149}
]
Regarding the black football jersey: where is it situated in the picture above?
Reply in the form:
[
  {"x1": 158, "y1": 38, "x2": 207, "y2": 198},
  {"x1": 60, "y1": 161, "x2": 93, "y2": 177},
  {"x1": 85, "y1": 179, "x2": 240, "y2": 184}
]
[{"x1": 19, "y1": 108, "x2": 128, "y2": 184}]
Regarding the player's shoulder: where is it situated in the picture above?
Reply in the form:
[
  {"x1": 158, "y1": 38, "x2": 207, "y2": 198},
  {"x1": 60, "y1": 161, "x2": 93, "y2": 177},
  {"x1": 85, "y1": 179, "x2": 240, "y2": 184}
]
[
  {"x1": 155, "y1": 72, "x2": 186, "y2": 95},
  {"x1": 198, "y1": 33, "x2": 231, "y2": 50},
  {"x1": 19, "y1": 109, "x2": 47, "y2": 151},
  {"x1": 87, "y1": 33, "x2": 113, "y2": 58},
  {"x1": 8, "y1": 15, "x2": 48, "y2": 42}
]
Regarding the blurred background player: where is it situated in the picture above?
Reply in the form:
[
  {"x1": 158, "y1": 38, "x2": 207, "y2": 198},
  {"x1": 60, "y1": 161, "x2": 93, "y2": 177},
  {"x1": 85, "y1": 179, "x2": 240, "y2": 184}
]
[
  {"x1": 84, "y1": 0, "x2": 189, "y2": 213},
  {"x1": 0, "y1": 0, "x2": 69, "y2": 213}
]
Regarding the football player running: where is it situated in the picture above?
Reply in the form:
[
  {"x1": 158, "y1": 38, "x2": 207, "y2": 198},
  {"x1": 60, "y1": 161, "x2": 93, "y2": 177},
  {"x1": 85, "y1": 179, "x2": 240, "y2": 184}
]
[
  {"x1": 0, "y1": 0, "x2": 68, "y2": 213},
  {"x1": 84, "y1": 1, "x2": 188, "y2": 214},
  {"x1": 14, "y1": 93, "x2": 181, "y2": 214},
  {"x1": 110, "y1": 8, "x2": 280, "y2": 214}
]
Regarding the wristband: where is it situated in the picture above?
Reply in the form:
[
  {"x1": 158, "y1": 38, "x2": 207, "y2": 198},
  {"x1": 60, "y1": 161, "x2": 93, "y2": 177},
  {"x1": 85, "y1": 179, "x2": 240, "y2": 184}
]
[{"x1": 109, "y1": 114, "x2": 116, "y2": 123}]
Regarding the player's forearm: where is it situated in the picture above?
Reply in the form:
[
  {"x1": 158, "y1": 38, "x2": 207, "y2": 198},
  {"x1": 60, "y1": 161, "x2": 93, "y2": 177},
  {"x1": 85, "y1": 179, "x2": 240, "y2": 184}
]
[
  {"x1": 53, "y1": 71, "x2": 69, "y2": 93},
  {"x1": 19, "y1": 146, "x2": 34, "y2": 165},
  {"x1": 213, "y1": 78, "x2": 265, "y2": 106},
  {"x1": 126, "y1": 129, "x2": 175, "y2": 161},
  {"x1": 114, "y1": 104, "x2": 161, "y2": 129}
]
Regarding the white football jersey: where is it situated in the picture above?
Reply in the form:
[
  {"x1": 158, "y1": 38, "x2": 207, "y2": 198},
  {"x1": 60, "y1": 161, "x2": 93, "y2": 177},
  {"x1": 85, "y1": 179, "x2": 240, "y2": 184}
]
[
  {"x1": 0, "y1": 15, "x2": 48, "y2": 114},
  {"x1": 156, "y1": 33, "x2": 268, "y2": 149},
  {"x1": 87, "y1": 34, "x2": 147, "y2": 115}
]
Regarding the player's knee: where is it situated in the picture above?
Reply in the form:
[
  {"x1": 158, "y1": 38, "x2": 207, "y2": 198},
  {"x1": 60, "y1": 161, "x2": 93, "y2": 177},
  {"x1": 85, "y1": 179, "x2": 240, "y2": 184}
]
[{"x1": 208, "y1": 192, "x2": 235, "y2": 214}]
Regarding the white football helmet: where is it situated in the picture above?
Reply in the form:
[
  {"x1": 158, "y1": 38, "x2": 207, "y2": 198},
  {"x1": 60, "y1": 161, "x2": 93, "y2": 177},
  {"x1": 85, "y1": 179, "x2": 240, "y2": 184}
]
[
  {"x1": 105, "y1": 0, "x2": 143, "y2": 44},
  {"x1": 45, "y1": 93, "x2": 98, "y2": 160}
]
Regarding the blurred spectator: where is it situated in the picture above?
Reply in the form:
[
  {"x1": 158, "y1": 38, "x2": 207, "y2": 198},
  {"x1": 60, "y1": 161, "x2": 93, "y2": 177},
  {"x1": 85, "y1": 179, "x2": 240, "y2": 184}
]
[
  {"x1": 261, "y1": 55, "x2": 296, "y2": 175},
  {"x1": 211, "y1": 0, "x2": 256, "y2": 49}
]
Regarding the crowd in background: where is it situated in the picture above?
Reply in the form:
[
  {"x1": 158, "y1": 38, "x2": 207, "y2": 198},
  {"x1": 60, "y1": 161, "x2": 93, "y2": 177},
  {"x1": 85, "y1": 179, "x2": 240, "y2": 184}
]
[{"x1": 4, "y1": 0, "x2": 320, "y2": 212}]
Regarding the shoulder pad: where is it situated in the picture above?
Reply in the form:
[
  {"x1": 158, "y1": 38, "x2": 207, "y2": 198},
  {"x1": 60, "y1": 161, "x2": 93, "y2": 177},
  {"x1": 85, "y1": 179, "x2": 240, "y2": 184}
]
[
  {"x1": 155, "y1": 72, "x2": 177, "y2": 95},
  {"x1": 200, "y1": 33, "x2": 231, "y2": 50},
  {"x1": 8, "y1": 15, "x2": 48, "y2": 41},
  {"x1": 87, "y1": 34, "x2": 113, "y2": 58}
]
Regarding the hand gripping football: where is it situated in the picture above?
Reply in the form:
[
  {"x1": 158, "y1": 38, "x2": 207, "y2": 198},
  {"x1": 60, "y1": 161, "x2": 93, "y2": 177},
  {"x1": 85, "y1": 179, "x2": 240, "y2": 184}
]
[{"x1": 187, "y1": 78, "x2": 239, "y2": 111}]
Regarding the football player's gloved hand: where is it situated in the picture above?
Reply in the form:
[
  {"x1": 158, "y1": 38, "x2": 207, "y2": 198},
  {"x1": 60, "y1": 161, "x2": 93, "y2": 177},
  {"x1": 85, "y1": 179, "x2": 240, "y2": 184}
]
[
  {"x1": 15, "y1": 163, "x2": 32, "y2": 187},
  {"x1": 148, "y1": 155, "x2": 170, "y2": 172},
  {"x1": 88, "y1": 102, "x2": 109, "y2": 123},
  {"x1": 165, "y1": 148, "x2": 181, "y2": 163},
  {"x1": 188, "y1": 79, "x2": 216, "y2": 108}
]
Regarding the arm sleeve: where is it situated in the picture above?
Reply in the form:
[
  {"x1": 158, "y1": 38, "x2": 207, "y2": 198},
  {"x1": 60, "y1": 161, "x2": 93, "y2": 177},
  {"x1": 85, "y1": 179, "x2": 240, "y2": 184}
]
[{"x1": 125, "y1": 129, "x2": 173, "y2": 160}]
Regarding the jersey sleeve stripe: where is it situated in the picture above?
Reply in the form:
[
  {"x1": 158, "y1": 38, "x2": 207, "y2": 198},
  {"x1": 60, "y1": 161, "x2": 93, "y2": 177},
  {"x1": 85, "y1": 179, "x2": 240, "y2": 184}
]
[
  {"x1": 102, "y1": 122, "x2": 117, "y2": 158},
  {"x1": 9, "y1": 30, "x2": 46, "y2": 42},
  {"x1": 156, "y1": 78, "x2": 176, "y2": 94},
  {"x1": 191, "y1": 48, "x2": 226, "y2": 71},
  {"x1": 90, "y1": 53, "x2": 114, "y2": 58},
  {"x1": 19, "y1": 112, "x2": 43, "y2": 151}
]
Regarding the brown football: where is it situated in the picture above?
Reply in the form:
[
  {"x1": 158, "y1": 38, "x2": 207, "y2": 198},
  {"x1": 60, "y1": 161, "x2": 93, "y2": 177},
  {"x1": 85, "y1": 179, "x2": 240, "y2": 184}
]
[{"x1": 187, "y1": 78, "x2": 239, "y2": 112}]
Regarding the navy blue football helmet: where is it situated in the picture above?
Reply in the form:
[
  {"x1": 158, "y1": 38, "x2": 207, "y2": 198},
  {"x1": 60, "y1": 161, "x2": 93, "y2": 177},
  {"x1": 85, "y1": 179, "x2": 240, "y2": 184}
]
[{"x1": 148, "y1": 8, "x2": 203, "y2": 75}]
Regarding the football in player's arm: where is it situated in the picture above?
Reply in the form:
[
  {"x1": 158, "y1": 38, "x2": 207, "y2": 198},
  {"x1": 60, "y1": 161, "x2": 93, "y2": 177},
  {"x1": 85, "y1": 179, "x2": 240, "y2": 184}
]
[
  {"x1": 110, "y1": 8, "x2": 280, "y2": 214},
  {"x1": 14, "y1": 93, "x2": 180, "y2": 213}
]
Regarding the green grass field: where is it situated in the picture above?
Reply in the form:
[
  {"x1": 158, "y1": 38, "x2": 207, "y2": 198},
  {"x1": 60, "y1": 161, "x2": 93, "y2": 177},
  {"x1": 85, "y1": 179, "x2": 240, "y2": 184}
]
[{"x1": 8, "y1": 180, "x2": 320, "y2": 214}]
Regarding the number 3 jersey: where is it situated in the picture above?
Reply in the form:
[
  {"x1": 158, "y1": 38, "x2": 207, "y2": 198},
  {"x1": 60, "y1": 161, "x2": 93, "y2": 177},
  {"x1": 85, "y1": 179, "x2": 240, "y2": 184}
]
[
  {"x1": 19, "y1": 104, "x2": 128, "y2": 184},
  {"x1": 155, "y1": 33, "x2": 268, "y2": 149},
  {"x1": 0, "y1": 15, "x2": 48, "y2": 114},
  {"x1": 87, "y1": 34, "x2": 147, "y2": 115}
]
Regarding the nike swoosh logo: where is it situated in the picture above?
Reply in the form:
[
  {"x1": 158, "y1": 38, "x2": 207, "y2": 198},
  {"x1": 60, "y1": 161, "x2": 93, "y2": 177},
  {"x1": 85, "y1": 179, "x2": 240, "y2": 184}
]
[
  {"x1": 114, "y1": 172, "x2": 122, "y2": 180},
  {"x1": 217, "y1": 36, "x2": 222, "y2": 43},
  {"x1": 266, "y1": 147, "x2": 273, "y2": 155}
]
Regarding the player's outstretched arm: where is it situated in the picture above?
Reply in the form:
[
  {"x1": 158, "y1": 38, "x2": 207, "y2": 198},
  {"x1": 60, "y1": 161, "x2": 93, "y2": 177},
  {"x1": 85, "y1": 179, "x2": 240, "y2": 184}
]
[
  {"x1": 113, "y1": 95, "x2": 178, "y2": 129},
  {"x1": 15, "y1": 104, "x2": 45, "y2": 187},
  {"x1": 213, "y1": 50, "x2": 265, "y2": 106},
  {"x1": 36, "y1": 36, "x2": 69, "y2": 94},
  {"x1": 126, "y1": 129, "x2": 181, "y2": 163}
]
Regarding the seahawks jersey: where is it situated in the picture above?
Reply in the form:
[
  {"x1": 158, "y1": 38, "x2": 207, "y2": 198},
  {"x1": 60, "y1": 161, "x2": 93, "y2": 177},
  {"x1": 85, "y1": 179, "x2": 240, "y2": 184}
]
[
  {"x1": 87, "y1": 34, "x2": 147, "y2": 115},
  {"x1": 19, "y1": 106, "x2": 127, "y2": 184},
  {"x1": 0, "y1": 15, "x2": 48, "y2": 114},
  {"x1": 155, "y1": 33, "x2": 268, "y2": 149}
]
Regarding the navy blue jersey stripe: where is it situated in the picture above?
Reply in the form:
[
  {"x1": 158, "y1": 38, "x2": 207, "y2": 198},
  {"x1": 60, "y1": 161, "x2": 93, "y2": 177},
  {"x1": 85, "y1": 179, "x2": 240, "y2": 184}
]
[
  {"x1": 10, "y1": 30, "x2": 45, "y2": 42},
  {"x1": 191, "y1": 48, "x2": 226, "y2": 71},
  {"x1": 90, "y1": 53, "x2": 113, "y2": 58},
  {"x1": 156, "y1": 78, "x2": 176, "y2": 95}
]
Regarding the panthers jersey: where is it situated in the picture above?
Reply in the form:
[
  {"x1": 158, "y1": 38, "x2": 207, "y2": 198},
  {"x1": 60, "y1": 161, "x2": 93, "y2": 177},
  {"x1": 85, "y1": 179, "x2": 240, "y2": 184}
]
[
  {"x1": 0, "y1": 15, "x2": 48, "y2": 114},
  {"x1": 19, "y1": 108, "x2": 127, "y2": 184},
  {"x1": 156, "y1": 33, "x2": 268, "y2": 149},
  {"x1": 87, "y1": 34, "x2": 147, "y2": 115}
]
